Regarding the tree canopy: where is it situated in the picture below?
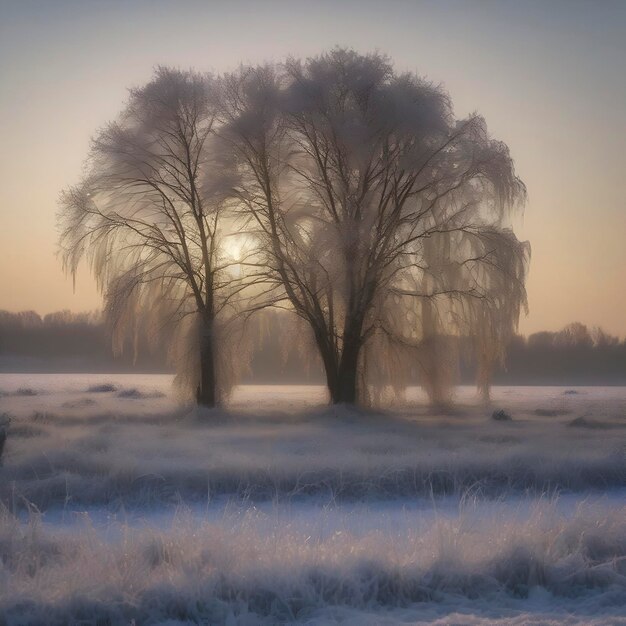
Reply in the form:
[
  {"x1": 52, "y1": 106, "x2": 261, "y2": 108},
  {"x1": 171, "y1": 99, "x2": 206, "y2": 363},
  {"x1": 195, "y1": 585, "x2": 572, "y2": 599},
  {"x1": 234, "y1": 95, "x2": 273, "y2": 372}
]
[
  {"x1": 59, "y1": 67, "x2": 244, "y2": 406},
  {"x1": 59, "y1": 50, "x2": 530, "y2": 407},
  {"x1": 221, "y1": 50, "x2": 529, "y2": 404}
]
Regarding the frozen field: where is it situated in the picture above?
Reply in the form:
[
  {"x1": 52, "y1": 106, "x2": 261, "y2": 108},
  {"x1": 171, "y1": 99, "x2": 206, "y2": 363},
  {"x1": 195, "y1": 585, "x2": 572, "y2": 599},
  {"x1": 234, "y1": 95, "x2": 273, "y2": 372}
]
[{"x1": 1, "y1": 374, "x2": 625, "y2": 625}]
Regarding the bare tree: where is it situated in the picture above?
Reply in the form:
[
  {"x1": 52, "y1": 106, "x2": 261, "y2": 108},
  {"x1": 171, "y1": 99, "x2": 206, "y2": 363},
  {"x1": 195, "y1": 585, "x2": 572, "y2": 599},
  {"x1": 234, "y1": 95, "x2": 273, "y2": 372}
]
[
  {"x1": 59, "y1": 67, "x2": 242, "y2": 407},
  {"x1": 221, "y1": 50, "x2": 529, "y2": 405},
  {"x1": 58, "y1": 52, "x2": 529, "y2": 408}
]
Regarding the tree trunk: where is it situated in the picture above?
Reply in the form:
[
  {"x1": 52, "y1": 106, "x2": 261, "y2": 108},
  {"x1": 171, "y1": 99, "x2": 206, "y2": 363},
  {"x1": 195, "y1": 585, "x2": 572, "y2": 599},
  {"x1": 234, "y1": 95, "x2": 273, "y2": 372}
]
[
  {"x1": 196, "y1": 321, "x2": 217, "y2": 408},
  {"x1": 333, "y1": 338, "x2": 361, "y2": 404},
  {"x1": 324, "y1": 359, "x2": 340, "y2": 405},
  {"x1": 316, "y1": 341, "x2": 340, "y2": 405}
]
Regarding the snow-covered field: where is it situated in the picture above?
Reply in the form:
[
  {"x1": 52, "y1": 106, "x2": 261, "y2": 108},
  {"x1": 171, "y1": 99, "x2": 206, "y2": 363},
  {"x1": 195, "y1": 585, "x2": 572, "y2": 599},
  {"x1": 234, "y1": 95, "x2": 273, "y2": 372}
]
[{"x1": 1, "y1": 374, "x2": 625, "y2": 625}]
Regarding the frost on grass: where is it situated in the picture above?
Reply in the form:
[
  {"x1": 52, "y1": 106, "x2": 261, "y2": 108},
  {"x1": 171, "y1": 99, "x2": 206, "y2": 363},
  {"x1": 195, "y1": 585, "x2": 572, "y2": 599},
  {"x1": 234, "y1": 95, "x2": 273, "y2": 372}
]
[
  {"x1": 13, "y1": 388, "x2": 38, "y2": 397},
  {"x1": 0, "y1": 376, "x2": 625, "y2": 624},
  {"x1": 0, "y1": 381, "x2": 625, "y2": 508},
  {"x1": 116, "y1": 387, "x2": 166, "y2": 399},
  {"x1": 1, "y1": 500, "x2": 625, "y2": 625},
  {"x1": 86, "y1": 383, "x2": 117, "y2": 393}
]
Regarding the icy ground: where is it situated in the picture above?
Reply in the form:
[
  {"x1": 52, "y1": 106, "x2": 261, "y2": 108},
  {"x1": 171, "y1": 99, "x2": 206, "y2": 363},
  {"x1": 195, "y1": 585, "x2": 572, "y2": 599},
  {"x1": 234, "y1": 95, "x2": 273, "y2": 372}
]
[{"x1": 1, "y1": 375, "x2": 625, "y2": 625}]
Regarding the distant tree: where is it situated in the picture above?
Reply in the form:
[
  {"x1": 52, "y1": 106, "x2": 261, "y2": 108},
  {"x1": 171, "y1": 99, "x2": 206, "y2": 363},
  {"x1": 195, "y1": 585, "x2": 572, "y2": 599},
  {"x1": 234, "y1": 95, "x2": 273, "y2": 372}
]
[
  {"x1": 591, "y1": 326, "x2": 619, "y2": 348},
  {"x1": 221, "y1": 50, "x2": 529, "y2": 405},
  {"x1": 59, "y1": 68, "x2": 243, "y2": 407},
  {"x1": 527, "y1": 331, "x2": 556, "y2": 350},
  {"x1": 556, "y1": 322, "x2": 593, "y2": 349}
]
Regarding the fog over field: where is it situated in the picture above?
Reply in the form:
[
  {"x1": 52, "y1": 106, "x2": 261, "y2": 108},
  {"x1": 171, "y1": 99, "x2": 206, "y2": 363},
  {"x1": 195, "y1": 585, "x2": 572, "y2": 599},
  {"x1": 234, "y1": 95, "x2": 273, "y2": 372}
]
[
  {"x1": 1, "y1": 375, "x2": 625, "y2": 625},
  {"x1": 2, "y1": 2, "x2": 626, "y2": 624}
]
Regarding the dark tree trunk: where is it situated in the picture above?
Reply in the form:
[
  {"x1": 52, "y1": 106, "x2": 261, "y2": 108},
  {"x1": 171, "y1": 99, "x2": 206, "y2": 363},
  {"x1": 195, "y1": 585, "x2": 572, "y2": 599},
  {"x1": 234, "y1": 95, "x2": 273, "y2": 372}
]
[
  {"x1": 315, "y1": 339, "x2": 340, "y2": 405},
  {"x1": 334, "y1": 338, "x2": 360, "y2": 404},
  {"x1": 196, "y1": 321, "x2": 217, "y2": 408},
  {"x1": 323, "y1": 358, "x2": 340, "y2": 405}
]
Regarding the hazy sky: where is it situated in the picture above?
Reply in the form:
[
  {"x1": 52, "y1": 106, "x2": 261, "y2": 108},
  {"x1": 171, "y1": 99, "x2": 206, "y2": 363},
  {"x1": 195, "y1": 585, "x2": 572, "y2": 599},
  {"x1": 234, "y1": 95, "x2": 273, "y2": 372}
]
[{"x1": 1, "y1": 0, "x2": 625, "y2": 337}]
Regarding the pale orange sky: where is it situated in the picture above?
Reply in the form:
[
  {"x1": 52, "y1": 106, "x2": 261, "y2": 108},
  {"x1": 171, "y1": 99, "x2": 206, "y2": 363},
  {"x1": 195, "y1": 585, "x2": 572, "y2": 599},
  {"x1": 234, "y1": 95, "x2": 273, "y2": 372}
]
[{"x1": 1, "y1": 0, "x2": 625, "y2": 337}]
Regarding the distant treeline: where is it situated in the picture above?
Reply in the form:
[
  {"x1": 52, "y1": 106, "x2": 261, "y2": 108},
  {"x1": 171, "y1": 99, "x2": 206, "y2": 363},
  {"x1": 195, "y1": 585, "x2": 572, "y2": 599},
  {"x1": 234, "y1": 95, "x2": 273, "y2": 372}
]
[
  {"x1": 477, "y1": 323, "x2": 626, "y2": 385},
  {"x1": 0, "y1": 311, "x2": 625, "y2": 384},
  {"x1": 0, "y1": 310, "x2": 167, "y2": 373}
]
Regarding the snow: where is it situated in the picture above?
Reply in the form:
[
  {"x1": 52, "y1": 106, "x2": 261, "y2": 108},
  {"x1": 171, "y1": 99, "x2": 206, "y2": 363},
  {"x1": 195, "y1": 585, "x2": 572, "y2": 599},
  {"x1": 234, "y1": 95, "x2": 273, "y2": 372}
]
[{"x1": 1, "y1": 375, "x2": 625, "y2": 625}]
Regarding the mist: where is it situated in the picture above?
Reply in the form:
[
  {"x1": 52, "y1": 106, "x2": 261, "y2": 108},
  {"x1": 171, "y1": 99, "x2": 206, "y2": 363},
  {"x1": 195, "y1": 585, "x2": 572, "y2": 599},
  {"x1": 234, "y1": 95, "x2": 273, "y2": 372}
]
[
  {"x1": 2, "y1": 310, "x2": 626, "y2": 386},
  {"x1": 2, "y1": 3, "x2": 626, "y2": 625}
]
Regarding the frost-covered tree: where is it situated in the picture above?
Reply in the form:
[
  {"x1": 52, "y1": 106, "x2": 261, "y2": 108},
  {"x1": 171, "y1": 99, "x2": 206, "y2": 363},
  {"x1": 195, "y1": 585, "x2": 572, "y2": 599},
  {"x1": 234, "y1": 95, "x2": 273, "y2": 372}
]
[
  {"x1": 59, "y1": 51, "x2": 529, "y2": 408},
  {"x1": 59, "y1": 68, "x2": 242, "y2": 407},
  {"x1": 221, "y1": 50, "x2": 529, "y2": 405}
]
